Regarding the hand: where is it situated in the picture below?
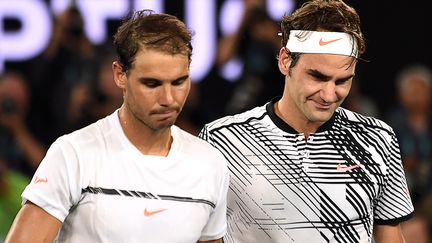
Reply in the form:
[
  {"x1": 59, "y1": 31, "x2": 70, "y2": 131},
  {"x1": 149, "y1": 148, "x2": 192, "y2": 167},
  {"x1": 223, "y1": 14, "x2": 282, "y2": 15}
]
[
  {"x1": 0, "y1": 110, "x2": 25, "y2": 134},
  {"x1": 67, "y1": 83, "x2": 90, "y2": 122}
]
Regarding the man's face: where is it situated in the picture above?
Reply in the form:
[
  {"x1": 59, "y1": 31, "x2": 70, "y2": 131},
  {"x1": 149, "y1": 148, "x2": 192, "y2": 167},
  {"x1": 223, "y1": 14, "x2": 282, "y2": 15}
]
[
  {"x1": 400, "y1": 76, "x2": 431, "y2": 112},
  {"x1": 284, "y1": 53, "x2": 355, "y2": 124},
  {"x1": 117, "y1": 49, "x2": 191, "y2": 131}
]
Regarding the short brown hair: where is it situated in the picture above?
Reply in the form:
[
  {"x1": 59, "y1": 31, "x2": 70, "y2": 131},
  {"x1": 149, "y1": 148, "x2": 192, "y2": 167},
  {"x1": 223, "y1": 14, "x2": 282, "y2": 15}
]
[
  {"x1": 280, "y1": 0, "x2": 365, "y2": 65},
  {"x1": 113, "y1": 10, "x2": 193, "y2": 72}
]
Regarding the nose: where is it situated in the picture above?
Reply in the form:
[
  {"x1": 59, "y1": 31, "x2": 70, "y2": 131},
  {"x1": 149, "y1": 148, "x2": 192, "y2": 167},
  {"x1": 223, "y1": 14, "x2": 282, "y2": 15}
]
[
  {"x1": 320, "y1": 82, "x2": 337, "y2": 103},
  {"x1": 159, "y1": 84, "x2": 174, "y2": 106}
]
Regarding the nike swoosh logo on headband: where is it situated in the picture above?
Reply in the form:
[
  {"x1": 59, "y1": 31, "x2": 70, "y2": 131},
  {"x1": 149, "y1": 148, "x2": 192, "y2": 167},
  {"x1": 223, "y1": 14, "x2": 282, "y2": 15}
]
[{"x1": 319, "y1": 37, "x2": 343, "y2": 46}]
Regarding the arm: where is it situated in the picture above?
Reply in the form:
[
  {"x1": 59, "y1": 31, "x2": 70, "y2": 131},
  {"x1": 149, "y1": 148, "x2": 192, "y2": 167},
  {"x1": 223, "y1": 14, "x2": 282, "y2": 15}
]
[
  {"x1": 5, "y1": 201, "x2": 62, "y2": 243},
  {"x1": 196, "y1": 131, "x2": 229, "y2": 243},
  {"x1": 372, "y1": 130, "x2": 413, "y2": 243},
  {"x1": 0, "y1": 111, "x2": 46, "y2": 169},
  {"x1": 216, "y1": 0, "x2": 264, "y2": 65},
  {"x1": 9, "y1": 119, "x2": 47, "y2": 169},
  {"x1": 373, "y1": 224, "x2": 406, "y2": 243}
]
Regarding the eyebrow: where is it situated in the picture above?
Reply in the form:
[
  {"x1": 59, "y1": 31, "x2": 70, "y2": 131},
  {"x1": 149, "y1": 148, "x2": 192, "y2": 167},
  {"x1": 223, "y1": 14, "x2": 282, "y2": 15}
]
[
  {"x1": 139, "y1": 75, "x2": 190, "y2": 83},
  {"x1": 307, "y1": 69, "x2": 354, "y2": 82}
]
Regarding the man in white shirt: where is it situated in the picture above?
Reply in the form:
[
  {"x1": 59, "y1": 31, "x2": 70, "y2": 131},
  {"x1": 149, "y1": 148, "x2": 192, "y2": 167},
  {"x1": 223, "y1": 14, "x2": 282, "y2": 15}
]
[{"x1": 6, "y1": 9, "x2": 229, "y2": 243}]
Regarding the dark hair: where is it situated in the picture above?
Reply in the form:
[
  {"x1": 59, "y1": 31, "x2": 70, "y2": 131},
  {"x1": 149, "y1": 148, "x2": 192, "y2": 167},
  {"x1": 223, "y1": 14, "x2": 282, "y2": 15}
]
[
  {"x1": 280, "y1": 0, "x2": 365, "y2": 67},
  {"x1": 113, "y1": 10, "x2": 193, "y2": 73}
]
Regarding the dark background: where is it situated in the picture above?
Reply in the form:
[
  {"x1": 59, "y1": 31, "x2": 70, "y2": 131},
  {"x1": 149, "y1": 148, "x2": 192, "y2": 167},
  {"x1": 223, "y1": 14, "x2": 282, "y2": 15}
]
[
  {"x1": 4, "y1": 0, "x2": 431, "y2": 119},
  {"x1": 161, "y1": 0, "x2": 432, "y2": 117},
  {"x1": 339, "y1": 1, "x2": 431, "y2": 115}
]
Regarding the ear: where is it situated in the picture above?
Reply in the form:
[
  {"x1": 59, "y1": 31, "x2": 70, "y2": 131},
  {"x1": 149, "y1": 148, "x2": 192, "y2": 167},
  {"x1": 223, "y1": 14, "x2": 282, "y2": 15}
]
[
  {"x1": 112, "y1": 61, "x2": 127, "y2": 89},
  {"x1": 278, "y1": 47, "x2": 291, "y2": 76}
]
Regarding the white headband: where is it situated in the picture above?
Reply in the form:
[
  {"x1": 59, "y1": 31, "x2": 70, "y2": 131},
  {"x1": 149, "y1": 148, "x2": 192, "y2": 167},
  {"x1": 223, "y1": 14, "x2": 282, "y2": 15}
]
[{"x1": 286, "y1": 30, "x2": 358, "y2": 57}]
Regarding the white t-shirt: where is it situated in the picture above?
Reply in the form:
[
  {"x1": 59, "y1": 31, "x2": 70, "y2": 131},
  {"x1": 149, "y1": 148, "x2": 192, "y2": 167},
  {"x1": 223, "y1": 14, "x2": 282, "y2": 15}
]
[{"x1": 22, "y1": 110, "x2": 229, "y2": 243}]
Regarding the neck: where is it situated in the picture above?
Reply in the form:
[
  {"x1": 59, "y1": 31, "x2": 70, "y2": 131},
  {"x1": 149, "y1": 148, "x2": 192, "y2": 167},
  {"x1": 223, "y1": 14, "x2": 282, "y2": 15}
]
[
  {"x1": 118, "y1": 107, "x2": 172, "y2": 157},
  {"x1": 275, "y1": 98, "x2": 323, "y2": 138}
]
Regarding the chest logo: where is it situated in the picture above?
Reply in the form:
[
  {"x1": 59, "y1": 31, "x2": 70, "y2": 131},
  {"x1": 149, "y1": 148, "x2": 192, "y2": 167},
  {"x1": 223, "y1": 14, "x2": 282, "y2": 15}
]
[
  {"x1": 144, "y1": 208, "x2": 167, "y2": 217},
  {"x1": 336, "y1": 163, "x2": 361, "y2": 172},
  {"x1": 34, "y1": 175, "x2": 48, "y2": 184}
]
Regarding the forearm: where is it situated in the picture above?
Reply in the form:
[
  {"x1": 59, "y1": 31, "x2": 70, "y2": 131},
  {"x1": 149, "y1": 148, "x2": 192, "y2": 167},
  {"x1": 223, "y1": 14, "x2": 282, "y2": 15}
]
[
  {"x1": 216, "y1": 35, "x2": 241, "y2": 65},
  {"x1": 216, "y1": 5, "x2": 256, "y2": 65},
  {"x1": 373, "y1": 224, "x2": 406, "y2": 243},
  {"x1": 5, "y1": 202, "x2": 61, "y2": 243},
  {"x1": 13, "y1": 126, "x2": 46, "y2": 169}
]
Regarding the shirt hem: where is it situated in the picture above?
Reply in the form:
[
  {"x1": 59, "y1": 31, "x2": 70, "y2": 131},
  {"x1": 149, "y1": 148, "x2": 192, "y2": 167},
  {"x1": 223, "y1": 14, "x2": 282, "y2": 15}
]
[{"x1": 374, "y1": 213, "x2": 414, "y2": 225}]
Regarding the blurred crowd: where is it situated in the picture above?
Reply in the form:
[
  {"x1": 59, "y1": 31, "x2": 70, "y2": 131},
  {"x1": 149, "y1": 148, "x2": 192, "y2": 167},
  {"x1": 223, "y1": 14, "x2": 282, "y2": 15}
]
[
  {"x1": 1, "y1": 1, "x2": 431, "y2": 242},
  {"x1": 0, "y1": 6, "x2": 123, "y2": 239}
]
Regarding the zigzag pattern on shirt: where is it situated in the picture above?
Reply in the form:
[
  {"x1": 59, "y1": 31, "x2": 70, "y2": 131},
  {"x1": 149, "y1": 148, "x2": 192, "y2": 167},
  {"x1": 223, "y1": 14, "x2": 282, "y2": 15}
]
[{"x1": 200, "y1": 102, "x2": 413, "y2": 243}]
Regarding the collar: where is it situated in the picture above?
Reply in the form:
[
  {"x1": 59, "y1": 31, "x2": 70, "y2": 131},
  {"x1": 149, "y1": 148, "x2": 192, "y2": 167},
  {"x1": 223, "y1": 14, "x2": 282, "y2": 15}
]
[{"x1": 266, "y1": 97, "x2": 336, "y2": 134}]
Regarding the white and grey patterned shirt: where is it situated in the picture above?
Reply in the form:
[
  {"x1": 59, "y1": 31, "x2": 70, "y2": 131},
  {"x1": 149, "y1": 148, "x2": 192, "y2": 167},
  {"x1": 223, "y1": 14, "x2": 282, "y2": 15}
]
[{"x1": 199, "y1": 98, "x2": 414, "y2": 243}]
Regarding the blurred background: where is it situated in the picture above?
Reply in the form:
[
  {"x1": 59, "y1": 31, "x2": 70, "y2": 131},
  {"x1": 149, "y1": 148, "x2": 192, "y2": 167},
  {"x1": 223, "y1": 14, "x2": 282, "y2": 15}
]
[{"x1": 0, "y1": 0, "x2": 431, "y2": 242}]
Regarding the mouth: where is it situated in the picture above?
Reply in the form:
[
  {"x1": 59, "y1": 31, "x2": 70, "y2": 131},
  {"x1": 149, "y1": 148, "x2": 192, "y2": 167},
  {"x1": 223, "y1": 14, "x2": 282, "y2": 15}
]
[
  {"x1": 311, "y1": 100, "x2": 333, "y2": 110},
  {"x1": 152, "y1": 109, "x2": 178, "y2": 120}
]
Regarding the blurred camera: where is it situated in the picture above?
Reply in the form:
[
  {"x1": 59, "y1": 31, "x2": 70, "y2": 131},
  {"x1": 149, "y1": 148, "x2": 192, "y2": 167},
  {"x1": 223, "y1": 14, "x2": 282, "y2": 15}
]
[{"x1": 0, "y1": 97, "x2": 17, "y2": 114}]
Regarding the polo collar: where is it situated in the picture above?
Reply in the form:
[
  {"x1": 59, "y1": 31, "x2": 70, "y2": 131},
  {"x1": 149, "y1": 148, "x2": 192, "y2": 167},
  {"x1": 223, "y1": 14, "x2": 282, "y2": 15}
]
[{"x1": 266, "y1": 97, "x2": 336, "y2": 134}]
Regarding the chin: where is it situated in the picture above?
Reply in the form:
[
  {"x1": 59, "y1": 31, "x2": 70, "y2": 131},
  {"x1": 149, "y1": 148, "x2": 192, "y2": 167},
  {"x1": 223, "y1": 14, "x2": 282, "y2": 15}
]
[
  {"x1": 154, "y1": 120, "x2": 176, "y2": 130},
  {"x1": 308, "y1": 110, "x2": 334, "y2": 123}
]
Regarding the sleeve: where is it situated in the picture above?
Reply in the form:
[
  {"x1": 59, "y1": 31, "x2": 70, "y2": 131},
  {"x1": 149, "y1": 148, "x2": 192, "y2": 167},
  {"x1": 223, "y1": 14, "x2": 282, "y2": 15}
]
[
  {"x1": 373, "y1": 131, "x2": 414, "y2": 225},
  {"x1": 199, "y1": 157, "x2": 230, "y2": 241},
  {"x1": 21, "y1": 137, "x2": 82, "y2": 222},
  {"x1": 198, "y1": 125, "x2": 209, "y2": 142},
  {"x1": 198, "y1": 124, "x2": 215, "y2": 146}
]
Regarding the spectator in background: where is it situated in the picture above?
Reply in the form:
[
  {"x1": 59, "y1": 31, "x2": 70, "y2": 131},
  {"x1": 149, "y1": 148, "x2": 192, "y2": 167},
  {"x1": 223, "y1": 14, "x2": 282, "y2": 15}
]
[
  {"x1": 216, "y1": 0, "x2": 284, "y2": 115},
  {"x1": 27, "y1": 5, "x2": 98, "y2": 144},
  {"x1": 342, "y1": 77, "x2": 379, "y2": 118},
  {"x1": 175, "y1": 82, "x2": 204, "y2": 136},
  {"x1": 0, "y1": 71, "x2": 46, "y2": 175},
  {"x1": 88, "y1": 53, "x2": 124, "y2": 121},
  {"x1": 386, "y1": 64, "x2": 432, "y2": 205},
  {"x1": 0, "y1": 158, "x2": 29, "y2": 242},
  {"x1": 63, "y1": 53, "x2": 124, "y2": 132},
  {"x1": 0, "y1": 71, "x2": 38, "y2": 241}
]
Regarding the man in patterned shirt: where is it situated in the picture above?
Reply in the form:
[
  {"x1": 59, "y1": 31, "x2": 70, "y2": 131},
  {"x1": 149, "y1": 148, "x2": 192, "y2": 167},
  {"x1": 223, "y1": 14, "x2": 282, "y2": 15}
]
[{"x1": 199, "y1": 0, "x2": 414, "y2": 242}]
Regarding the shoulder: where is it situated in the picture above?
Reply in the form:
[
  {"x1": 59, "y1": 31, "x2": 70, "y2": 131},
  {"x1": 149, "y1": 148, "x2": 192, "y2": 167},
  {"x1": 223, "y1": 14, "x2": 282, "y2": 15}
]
[
  {"x1": 204, "y1": 104, "x2": 268, "y2": 131},
  {"x1": 173, "y1": 126, "x2": 229, "y2": 175},
  {"x1": 173, "y1": 126, "x2": 224, "y2": 155},
  {"x1": 336, "y1": 107, "x2": 395, "y2": 136},
  {"x1": 54, "y1": 114, "x2": 113, "y2": 152}
]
